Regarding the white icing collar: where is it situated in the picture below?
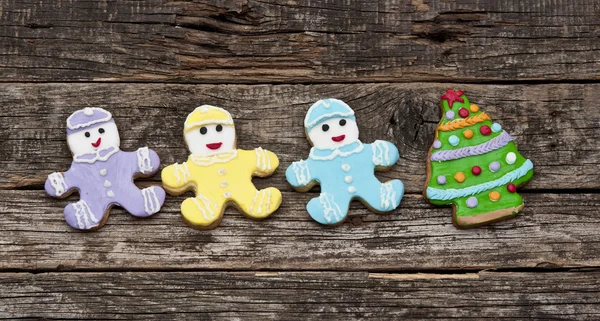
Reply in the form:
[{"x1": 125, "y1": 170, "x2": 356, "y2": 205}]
[
  {"x1": 189, "y1": 150, "x2": 238, "y2": 166},
  {"x1": 309, "y1": 141, "x2": 364, "y2": 161},
  {"x1": 73, "y1": 146, "x2": 119, "y2": 164}
]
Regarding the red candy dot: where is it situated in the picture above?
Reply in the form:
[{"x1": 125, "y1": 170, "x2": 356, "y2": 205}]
[
  {"x1": 458, "y1": 108, "x2": 469, "y2": 118},
  {"x1": 480, "y1": 125, "x2": 492, "y2": 136},
  {"x1": 507, "y1": 183, "x2": 517, "y2": 193},
  {"x1": 471, "y1": 166, "x2": 482, "y2": 175}
]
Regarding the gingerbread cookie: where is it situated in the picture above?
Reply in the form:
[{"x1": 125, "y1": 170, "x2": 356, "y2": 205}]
[
  {"x1": 161, "y1": 105, "x2": 282, "y2": 230},
  {"x1": 45, "y1": 107, "x2": 165, "y2": 230},
  {"x1": 286, "y1": 99, "x2": 404, "y2": 225},
  {"x1": 424, "y1": 89, "x2": 534, "y2": 228}
]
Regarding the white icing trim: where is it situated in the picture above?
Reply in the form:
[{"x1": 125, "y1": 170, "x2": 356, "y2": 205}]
[
  {"x1": 255, "y1": 147, "x2": 272, "y2": 172},
  {"x1": 319, "y1": 193, "x2": 343, "y2": 224},
  {"x1": 291, "y1": 160, "x2": 311, "y2": 186},
  {"x1": 184, "y1": 105, "x2": 234, "y2": 132},
  {"x1": 372, "y1": 140, "x2": 391, "y2": 166},
  {"x1": 48, "y1": 172, "x2": 67, "y2": 197},
  {"x1": 380, "y1": 181, "x2": 396, "y2": 210},
  {"x1": 142, "y1": 187, "x2": 160, "y2": 215},
  {"x1": 72, "y1": 200, "x2": 99, "y2": 230},
  {"x1": 173, "y1": 163, "x2": 191, "y2": 185},
  {"x1": 66, "y1": 107, "x2": 112, "y2": 130},
  {"x1": 191, "y1": 194, "x2": 216, "y2": 221},
  {"x1": 73, "y1": 147, "x2": 119, "y2": 164},
  {"x1": 190, "y1": 151, "x2": 238, "y2": 167},
  {"x1": 309, "y1": 142, "x2": 364, "y2": 161},
  {"x1": 136, "y1": 147, "x2": 153, "y2": 174}
]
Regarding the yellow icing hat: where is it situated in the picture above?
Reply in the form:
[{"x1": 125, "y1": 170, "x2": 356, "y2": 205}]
[{"x1": 184, "y1": 105, "x2": 234, "y2": 132}]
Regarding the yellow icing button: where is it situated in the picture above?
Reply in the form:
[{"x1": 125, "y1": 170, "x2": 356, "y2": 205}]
[
  {"x1": 489, "y1": 191, "x2": 501, "y2": 202},
  {"x1": 470, "y1": 104, "x2": 479, "y2": 112},
  {"x1": 454, "y1": 172, "x2": 466, "y2": 183},
  {"x1": 463, "y1": 129, "x2": 474, "y2": 139}
]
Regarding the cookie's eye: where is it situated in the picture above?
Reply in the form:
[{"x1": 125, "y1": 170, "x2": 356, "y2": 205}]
[
  {"x1": 322, "y1": 124, "x2": 329, "y2": 132},
  {"x1": 216, "y1": 125, "x2": 223, "y2": 132},
  {"x1": 200, "y1": 127, "x2": 207, "y2": 135},
  {"x1": 84, "y1": 132, "x2": 91, "y2": 138},
  {"x1": 98, "y1": 128, "x2": 105, "y2": 134},
  {"x1": 339, "y1": 119, "x2": 346, "y2": 126}
]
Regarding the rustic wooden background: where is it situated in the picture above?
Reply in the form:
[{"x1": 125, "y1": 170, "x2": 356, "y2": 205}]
[{"x1": 1, "y1": 0, "x2": 599, "y2": 319}]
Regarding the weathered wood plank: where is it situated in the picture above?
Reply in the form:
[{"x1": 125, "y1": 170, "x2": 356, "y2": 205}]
[
  {"x1": 1, "y1": 270, "x2": 599, "y2": 320},
  {"x1": 1, "y1": 83, "x2": 599, "y2": 192},
  {"x1": 0, "y1": 0, "x2": 598, "y2": 82},
  {"x1": 1, "y1": 190, "x2": 599, "y2": 270}
]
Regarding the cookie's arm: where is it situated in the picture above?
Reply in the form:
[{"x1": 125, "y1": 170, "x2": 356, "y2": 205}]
[
  {"x1": 285, "y1": 159, "x2": 316, "y2": 189},
  {"x1": 45, "y1": 170, "x2": 74, "y2": 198},
  {"x1": 253, "y1": 147, "x2": 279, "y2": 176},
  {"x1": 134, "y1": 147, "x2": 161, "y2": 175},
  {"x1": 370, "y1": 140, "x2": 400, "y2": 167},
  {"x1": 161, "y1": 162, "x2": 192, "y2": 190}
]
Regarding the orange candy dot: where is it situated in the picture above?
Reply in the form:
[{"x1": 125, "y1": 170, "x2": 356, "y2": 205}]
[
  {"x1": 463, "y1": 129, "x2": 474, "y2": 139},
  {"x1": 470, "y1": 104, "x2": 479, "y2": 112},
  {"x1": 454, "y1": 172, "x2": 466, "y2": 183},
  {"x1": 489, "y1": 191, "x2": 501, "y2": 202}
]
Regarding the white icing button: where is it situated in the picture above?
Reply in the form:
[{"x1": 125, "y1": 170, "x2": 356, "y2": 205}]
[
  {"x1": 341, "y1": 164, "x2": 351, "y2": 172},
  {"x1": 506, "y1": 152, "x2": 517, "y2": 164},
  {"x1": 99, "y1": 169, "x2": 107, "y2": 176},
  {"x1": 83, "y1": 107, "x2": 94, "y2": 116},
  {"x1": 220, "y1": 180, "x2": 228, "y2": 188},
  {"x1": 106, "y1": 190, "x2": 115, "y2": 198},
  {"x1": 103, "y1": 180, "x2": 111, "y2": 187},
  {"x1": 224, "y1": 191, "x2": 232, "y2": 198},
  {"x1": 218, "y1": 168, "x2": 226, "y2": 176},
  {"x1": 344, "y1": 176, "x2": 353, "y2": 184},
  {"x1": 348, "y1": 186, "x2": 356, "y2": 193}
]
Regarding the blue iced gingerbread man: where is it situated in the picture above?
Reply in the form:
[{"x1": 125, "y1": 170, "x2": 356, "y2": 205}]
[{"x1": 286, "y1": 99, "x2": 404, "y2": 225}]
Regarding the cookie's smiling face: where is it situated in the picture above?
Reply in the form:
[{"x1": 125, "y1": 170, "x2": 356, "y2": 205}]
[
  {"x1": 185, "y1": 123, "x2": 236, "y2": 156},
  {"x1": 67, "y1": 122, "x2": 120, "y2": 155},
  {"x1": 308, "y1": 117, "x2": 359, "y2": 150}
]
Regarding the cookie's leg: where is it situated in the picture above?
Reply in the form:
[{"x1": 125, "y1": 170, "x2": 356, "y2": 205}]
[
  {"x1": 181, "y1": 194, "x2": 224, "y2": 227},
  {"x1": 360, "y1": 179, "x2": 404, "y2": 212},
  {"x1": 306, "y1": 192, "x2": 351, "y2": 225},
  {"x1": 119, "y1": 186, "x2": 166, "y2": 217},
  {"x1": 235, "y1": 187, "x2": 282, "y2": 219},
  {"x1": 64, "y1": 199, "x2": 105, "y2": 230}
]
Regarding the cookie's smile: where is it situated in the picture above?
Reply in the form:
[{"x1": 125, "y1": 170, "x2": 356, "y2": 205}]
[
  {"x1": 206, "y1": 142, "x2": 223, "y2": 150},
  {"x1": 331, "y1": 135, "x2": 345, "y2": 142},
  {"x1": 91, "y1": 137, "x2": 102, "y2": 148}
]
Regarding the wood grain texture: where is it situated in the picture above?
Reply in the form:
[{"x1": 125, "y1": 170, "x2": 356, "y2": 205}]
[
  {"x1": 0, "y1": 0, "x2": 598, "y2": 83},
  {"x1": 2, "y1": 190, "x2": 600, "y2": 270},
  {"x1": 1, "y1": 82, "x2": 598, "y2": 192},
  {"x1": 1, "y1": 270, "x2": 599, "y2": 320}
]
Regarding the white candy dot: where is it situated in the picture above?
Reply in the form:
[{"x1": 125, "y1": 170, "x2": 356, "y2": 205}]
[{"x1": 506, "y1": 152, "x2": 517, "y2": 164}]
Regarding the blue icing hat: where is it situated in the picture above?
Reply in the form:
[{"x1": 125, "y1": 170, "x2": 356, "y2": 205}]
[{"x1": 304, "y1": 99, "x2": 355, "y2": 132}]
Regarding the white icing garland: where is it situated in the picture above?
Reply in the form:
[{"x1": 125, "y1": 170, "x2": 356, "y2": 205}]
[
  {"x1": 291, "y1": 160, "x2": 312, "y2": 186},
  {"x1": 372, "y1": 140, "x2": 391, "y2": 166},
  {"x1": 136, "y1": 147, "x2": 153, "y2": 174},
  {"x1": 319, "y1": 193, "x2": 342, "y2": 223},
  {"x1": 309, "y1": 142, "x2": 364, "y2": 161},
  {"x1": 190, "y1": 151, "x2": 238, "y2": 167},
  {"x1": 48, "y1": 172, "x2": 68, "y2": 196},
  {"x1": 73, "y1": 147, "x2": 118, "y2": 164},
  {"x1": 142, "y1": 187, "x2": 160, "y2": 215}
]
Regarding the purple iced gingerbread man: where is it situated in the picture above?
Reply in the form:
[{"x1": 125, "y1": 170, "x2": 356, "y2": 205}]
[{"x1": 45, "y1": 107, "x2": 166, "y2": 230}]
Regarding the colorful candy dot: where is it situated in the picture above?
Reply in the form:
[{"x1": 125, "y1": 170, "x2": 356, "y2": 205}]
[
  {"x1": 489, "y1": 161, "x2": 500, "y2": 172},
  {"x1": 469, "y1": 104, "x2": 479, "y2": 112},
  {"x1": 506, "y1": 152, "x2": 517, "y2": 164},
  {"x1": 445, "y1": 110, "x2": 455, "y2": 120},
  {"x1": 454, "y1": 172, "x2": 466, "y2": 183},
  {"x1": 492, "y1": 123, "x2": 502, "y2": 132},
  {"x1": 466, "y1": 197, "x2": 478, "y2": 208},
  {"x1": 449, "y1": 135, "x2": 460, "y2": 146},
  {"x1": 458, "y1": 108, "x2": 470, "y2": 118},
  {"x1": 437, "y1": 175, "x2": 446, "y2": 185},
  {"x1": 463, "y1": 129, "x2": 474, "y2": 139},
  {"x1": 480, "y1": 125, "x2": 492, "y2": 136},
  {"x1": 507, "y1": 183, "x2": 517, "y2": 193},
  {"x1": 471, "y1": 166, "x2": 482, "y2": 175},
  {"x1": 433, "y1": 140, "x2": 442, "y2": 149},
  {"x1": 489, "y1": 191, "x2": 501, "y2": 202}
]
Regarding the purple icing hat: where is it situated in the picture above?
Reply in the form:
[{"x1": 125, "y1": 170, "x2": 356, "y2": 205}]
[{"x1": 66, "y1": 107, "x2": 113, "y2": 134}]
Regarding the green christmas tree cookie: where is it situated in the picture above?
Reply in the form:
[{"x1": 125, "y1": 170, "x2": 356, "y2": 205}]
[{"x1": 424, "y1": 89, "x2": 534, "y2": 228}]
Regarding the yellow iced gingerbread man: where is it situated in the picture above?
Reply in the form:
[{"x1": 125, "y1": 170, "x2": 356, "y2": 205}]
[{"x1": 162, "y1": 105, "x2": 282, "y2": 229}]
